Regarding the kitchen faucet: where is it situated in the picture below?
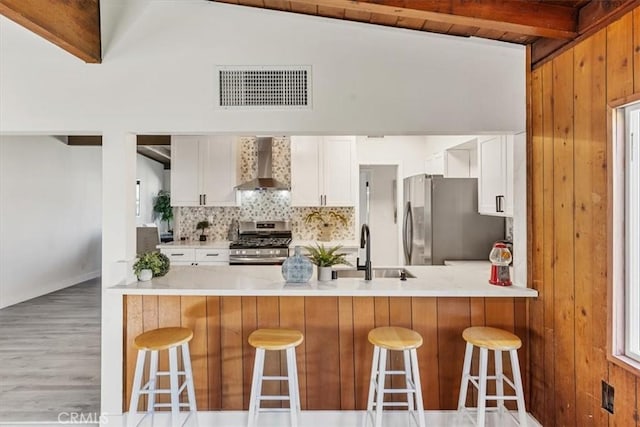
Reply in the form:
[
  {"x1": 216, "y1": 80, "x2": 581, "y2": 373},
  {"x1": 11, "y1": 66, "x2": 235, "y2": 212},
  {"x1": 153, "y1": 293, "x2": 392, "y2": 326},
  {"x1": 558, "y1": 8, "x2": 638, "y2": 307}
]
[{"x1": 357, "y1": 224, "x2": 372, "y2": 280}]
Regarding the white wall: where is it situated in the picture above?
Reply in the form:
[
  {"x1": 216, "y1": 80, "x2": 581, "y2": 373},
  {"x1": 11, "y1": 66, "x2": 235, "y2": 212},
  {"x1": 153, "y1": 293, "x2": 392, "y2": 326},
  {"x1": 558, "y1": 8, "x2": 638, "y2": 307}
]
[
  {"x1": 0, "y1": 136, "x2": 102, "y2": 308},
  {"x1": 0, "y1": 2, "x2": 525, "y2": 135},
  {"x1": 357, "y1": 136, "x2": 431, "y2": 178},
  {"x1": 136, "y1": 154, "x2": 166, "y2": 231}
]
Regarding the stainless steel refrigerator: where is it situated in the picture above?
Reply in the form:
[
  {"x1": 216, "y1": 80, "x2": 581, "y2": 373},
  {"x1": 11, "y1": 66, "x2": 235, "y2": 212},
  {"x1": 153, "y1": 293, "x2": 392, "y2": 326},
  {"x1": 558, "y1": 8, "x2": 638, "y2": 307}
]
[{"x1": 402, "y1": 175, "x2": 505, "y2": 265}]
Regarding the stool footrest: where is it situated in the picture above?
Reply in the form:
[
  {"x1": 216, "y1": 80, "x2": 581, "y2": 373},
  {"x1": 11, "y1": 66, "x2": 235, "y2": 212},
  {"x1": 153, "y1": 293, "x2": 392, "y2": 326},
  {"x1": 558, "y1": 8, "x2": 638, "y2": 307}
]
[
  {"x1": 257, "y1": 407, "x2": 294, "y2": 413},
  {"x1": 261, "y1": 375, "x2": 289, "y2": 381},
  {"x1": 155, "y1": 371, "x2": 187, "y2": 377},
  {"x1": 258, "y1": 395, "x2": 291, "y2": 401},
  {"x1": 153, "y1": 403, "x2": 192, "y2": 408}
]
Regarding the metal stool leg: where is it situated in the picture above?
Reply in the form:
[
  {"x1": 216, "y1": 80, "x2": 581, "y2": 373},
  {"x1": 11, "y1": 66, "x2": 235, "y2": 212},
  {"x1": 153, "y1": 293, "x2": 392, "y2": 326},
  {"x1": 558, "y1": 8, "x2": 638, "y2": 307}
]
[
  {"x1": 510, "y1": 349, "x2": 528, "y2": 426},
  {"x1": 286, "y1": 347, "x2": 299, "y2": 427},
  {"x1": 181, "y1": 343, "x2": 198, "y2": 412},
  {"x1": 364, "y1": 346, "x2": 380, "y2": 427},
  {"x1": 146, "y1": 351, "x2": 159, "y2": 413},
  {"x1": 409, "y1": 348, "x2": 426, "y2": 427},
  {"x1": 128, "y1": 349, "x2": 146, "y2": 424},
  {"x1": 457, "y1": 342, "x2": 473, "y2": 412},
  {"x1": 476, "y1": 347, "x2": 489, "y2": 427},
  {"x1": 248, "y1": 348, "x2": 265, "y2": 427},
  {"x1": 168, "y1": 346, "x2": 181, "y2": 427},
  {"x1": 494, "y1": 350, "x2": 505, "y2": 418},
  {"x1": 403, "y1": 350, "x2": 414, "y2": 412},
  {"x1": 374, "y1": 348, "x2": 388, "y2": 427}
]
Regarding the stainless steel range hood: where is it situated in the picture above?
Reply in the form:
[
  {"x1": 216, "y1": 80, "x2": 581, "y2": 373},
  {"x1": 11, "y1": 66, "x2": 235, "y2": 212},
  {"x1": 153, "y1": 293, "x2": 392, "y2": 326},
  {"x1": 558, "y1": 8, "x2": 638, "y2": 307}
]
[{"x1": 235, "y1": 137, "x2": 290, "y2": 191}]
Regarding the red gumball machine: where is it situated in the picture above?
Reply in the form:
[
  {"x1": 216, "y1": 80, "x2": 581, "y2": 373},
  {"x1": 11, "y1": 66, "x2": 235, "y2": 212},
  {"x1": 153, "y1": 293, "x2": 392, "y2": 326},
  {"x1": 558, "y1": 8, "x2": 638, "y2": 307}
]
[{"x1": 489, "y1": 242, "x2": 512, "y2": 286}]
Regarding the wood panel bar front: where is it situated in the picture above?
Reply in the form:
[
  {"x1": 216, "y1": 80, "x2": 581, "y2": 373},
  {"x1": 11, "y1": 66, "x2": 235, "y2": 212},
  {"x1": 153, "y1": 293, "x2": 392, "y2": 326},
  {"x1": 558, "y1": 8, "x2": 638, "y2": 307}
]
[{"x1": 123, "y1": 295, "x2": 527, "y2": 411}]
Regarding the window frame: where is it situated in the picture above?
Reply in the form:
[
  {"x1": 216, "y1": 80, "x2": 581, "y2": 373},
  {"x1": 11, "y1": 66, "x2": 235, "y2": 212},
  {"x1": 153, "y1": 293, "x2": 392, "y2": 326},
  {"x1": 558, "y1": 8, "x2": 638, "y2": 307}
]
[
  {"x1": 624, "y1": 103, "x2": 640, "y2": 363},
  {"x1": 609, "y1": 95, "x2": 640, "y2": 376}
]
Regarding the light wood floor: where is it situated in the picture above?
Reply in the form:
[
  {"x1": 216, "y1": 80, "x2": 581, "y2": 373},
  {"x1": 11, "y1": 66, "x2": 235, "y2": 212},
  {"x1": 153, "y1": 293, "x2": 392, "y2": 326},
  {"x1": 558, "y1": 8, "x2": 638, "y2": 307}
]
[{"x1": 0, "y1": 278, "x2": 101, "y2": 423}]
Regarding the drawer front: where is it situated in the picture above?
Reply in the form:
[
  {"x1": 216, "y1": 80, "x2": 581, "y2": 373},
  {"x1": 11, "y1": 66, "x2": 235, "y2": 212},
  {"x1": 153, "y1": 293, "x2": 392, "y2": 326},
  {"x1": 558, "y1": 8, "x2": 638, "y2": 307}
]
[
  {"x1": 195, "y1": 249, "x2": 230, "y2": 263},
  {"x1": 160, "y1": 248, "x2": 196, "y2": 263}
]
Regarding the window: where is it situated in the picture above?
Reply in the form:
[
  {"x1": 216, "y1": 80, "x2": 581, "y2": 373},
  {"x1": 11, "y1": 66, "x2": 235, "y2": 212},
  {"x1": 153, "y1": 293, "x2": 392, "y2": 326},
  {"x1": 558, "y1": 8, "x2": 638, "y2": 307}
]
[{"x1": 624, "y1": 103, "x2": 640, "y2": 362}]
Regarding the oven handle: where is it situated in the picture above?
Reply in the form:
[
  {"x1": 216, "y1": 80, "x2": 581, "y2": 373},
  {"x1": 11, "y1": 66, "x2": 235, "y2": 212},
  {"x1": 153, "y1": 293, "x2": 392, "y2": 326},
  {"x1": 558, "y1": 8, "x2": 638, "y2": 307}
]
[{"x1": 229, "y1": 256, "x2": 288, "y2": 264}]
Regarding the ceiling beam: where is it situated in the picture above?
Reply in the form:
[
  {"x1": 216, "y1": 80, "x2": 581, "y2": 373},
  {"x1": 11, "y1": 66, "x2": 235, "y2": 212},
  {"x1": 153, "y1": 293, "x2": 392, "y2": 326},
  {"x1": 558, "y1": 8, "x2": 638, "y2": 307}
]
[
  {"x1": 531, "y1": 0, "x2": 640, "y2": 67},
  {"x1": 233, "y1": 0, "x2": 578, "y2": 39},
  {"x1": 0, "y1": 0, "x2": 101, "y2": 63}
]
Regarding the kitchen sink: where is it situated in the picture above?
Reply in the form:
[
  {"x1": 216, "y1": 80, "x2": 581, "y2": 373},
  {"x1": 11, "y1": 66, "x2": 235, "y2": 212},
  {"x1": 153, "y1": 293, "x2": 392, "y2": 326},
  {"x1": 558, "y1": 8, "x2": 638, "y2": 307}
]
[{"x1": 335, "y1": 268, "x2": 416, "y2": 279}]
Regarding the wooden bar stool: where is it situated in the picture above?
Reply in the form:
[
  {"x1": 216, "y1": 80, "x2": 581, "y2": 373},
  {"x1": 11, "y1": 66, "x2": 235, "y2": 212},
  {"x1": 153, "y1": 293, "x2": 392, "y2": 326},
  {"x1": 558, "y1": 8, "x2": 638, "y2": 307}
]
[
  {"x1": 365, "y1": 326, "x2": 426, "y2": 427},
  {"x1": 457, "y1": 326, "x2": 527, "y2": 427},
  {"x1": 128, "y1": 327, "x2": 197, "y2": 427},
  {"x1": 247, "y1": 328, "x2": 304, "y2": 427}
]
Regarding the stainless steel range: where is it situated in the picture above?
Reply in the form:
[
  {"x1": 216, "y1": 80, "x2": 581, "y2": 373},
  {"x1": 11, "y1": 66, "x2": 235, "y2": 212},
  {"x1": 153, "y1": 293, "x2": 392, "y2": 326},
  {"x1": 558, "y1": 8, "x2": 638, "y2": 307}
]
[{"x1": 229, "y1": 221, "x2": 292, "y2": 265}]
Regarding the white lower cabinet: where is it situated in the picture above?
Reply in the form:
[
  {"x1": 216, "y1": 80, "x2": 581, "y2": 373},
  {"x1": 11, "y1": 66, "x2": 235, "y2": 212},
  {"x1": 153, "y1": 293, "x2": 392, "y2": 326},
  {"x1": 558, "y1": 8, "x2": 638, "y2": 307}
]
[{"x1": 160, "y1": 248, "x2": 229, "y2": 266}]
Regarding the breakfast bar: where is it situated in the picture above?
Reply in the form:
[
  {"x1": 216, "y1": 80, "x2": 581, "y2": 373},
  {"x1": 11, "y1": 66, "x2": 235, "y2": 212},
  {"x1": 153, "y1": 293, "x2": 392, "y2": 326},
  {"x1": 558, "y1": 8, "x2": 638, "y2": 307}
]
[{"x1": 110, "y1": 264, "x2": 536, "y2": 413}]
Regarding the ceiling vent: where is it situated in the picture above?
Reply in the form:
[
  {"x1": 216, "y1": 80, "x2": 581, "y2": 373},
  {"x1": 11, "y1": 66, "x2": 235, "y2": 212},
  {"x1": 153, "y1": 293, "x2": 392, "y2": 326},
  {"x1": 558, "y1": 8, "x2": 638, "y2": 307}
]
[{"x1": 216, "y1": 66, "x2": 311, "y2": 110}]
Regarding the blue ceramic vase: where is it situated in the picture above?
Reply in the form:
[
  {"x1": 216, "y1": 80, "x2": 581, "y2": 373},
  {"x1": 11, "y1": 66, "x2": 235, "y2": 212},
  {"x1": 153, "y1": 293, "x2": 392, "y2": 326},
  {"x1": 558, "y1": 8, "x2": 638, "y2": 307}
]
[{"x1": 282, "y1": 246, "x2": 313, "y2": 283}]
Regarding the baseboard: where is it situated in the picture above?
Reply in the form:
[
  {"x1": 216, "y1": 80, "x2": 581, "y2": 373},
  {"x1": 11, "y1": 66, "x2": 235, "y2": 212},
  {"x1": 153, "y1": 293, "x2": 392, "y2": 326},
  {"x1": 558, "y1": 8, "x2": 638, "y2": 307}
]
[{"x1": 0, "y1": 270, "x2": 100, "y2": 309}]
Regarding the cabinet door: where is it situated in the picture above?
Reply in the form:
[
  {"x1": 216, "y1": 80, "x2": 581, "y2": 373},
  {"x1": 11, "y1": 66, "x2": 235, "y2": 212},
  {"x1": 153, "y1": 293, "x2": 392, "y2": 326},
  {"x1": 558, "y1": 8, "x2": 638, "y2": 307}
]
[
  {"x1": 477, "y1": 135, "x2": 504, "y2": 215},
  {"x1": 171, "y1": 136, "x2": 201, "y2": 206},
  {"x1": 322, "y1": 136, "x2": 356, "y2": 206},
  {"x1": 201, "y1": 136, "x2": 238, "y2": 206},
  {"x1": 291, "y1": 136, "x2": 322, "y2": 206},
  {"x1": 503, "y1": 134, "x2": 517, "y2": 217}
]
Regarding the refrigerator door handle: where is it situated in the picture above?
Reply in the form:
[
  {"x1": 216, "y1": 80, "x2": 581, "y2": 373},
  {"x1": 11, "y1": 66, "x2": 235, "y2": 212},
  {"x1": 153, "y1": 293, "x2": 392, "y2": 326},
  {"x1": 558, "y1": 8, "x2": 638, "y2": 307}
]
[
  {"x1": 403, "y1": 202, "x2": 411, "y2": 264},
  {"x1": 402, "y1": 202, "x2": 413, "y2": 265}
]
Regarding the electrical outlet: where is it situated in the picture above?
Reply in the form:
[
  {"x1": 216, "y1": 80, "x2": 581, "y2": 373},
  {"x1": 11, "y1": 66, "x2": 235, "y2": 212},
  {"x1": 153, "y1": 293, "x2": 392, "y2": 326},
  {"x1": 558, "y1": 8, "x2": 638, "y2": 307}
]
[{"x1": 601, "y1": 380, "x2": 615, "y2": 414}]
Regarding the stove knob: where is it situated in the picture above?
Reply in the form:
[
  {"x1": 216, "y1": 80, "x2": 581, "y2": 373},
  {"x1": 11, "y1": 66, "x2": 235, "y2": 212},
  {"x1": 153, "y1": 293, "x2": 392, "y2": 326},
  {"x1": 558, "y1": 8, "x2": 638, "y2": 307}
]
[
  {"x1": 256, "y1": 250, "x2": 260, "y2": 255},
  {"x1": 241, "y1": 250, "x2": 246, "y2": 255}
]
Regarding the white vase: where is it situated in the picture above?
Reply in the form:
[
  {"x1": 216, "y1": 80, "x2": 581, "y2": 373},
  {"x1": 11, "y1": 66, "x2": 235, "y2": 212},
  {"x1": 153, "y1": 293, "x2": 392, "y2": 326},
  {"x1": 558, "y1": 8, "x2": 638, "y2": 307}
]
[
  {"x1": 317, "y1": 266, "x2": 332, "y2": 281},
  {"x1": 138, "y1": 269, "x2": 153, "y2": 281}
]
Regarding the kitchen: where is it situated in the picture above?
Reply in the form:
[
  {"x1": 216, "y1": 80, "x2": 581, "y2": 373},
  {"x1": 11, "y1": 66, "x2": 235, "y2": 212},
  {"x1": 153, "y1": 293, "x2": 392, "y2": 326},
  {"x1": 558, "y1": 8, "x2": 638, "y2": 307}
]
[
  {"x1": 120, "y1": 131, "x2": 534, "y2": 424},
  {"x1": 146, "y1": 134, "x2": 524, "y2": 277}
]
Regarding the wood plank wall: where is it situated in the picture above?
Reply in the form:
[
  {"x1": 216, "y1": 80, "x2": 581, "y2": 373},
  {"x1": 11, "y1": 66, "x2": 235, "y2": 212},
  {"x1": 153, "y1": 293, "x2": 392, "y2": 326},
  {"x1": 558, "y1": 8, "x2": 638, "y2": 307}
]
[
  {"x1": 529, "y1": 5, "x2": 640, "y2": 426},
  {"x1": 123, "y1": 295, "x2": 527, "y2": 412}
]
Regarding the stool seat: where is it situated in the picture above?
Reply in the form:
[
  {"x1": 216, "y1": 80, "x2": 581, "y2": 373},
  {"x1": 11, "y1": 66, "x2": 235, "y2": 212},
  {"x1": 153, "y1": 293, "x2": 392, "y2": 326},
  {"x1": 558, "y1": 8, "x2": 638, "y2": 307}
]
[
  {"x1": 134, "y1": 327, "x2": 193, "y2": 351},
  {"x1": 462, "y1": 326, "x2": 521, "y2": 351},
  {"x1": 368, "y1": 326, "x2": 423, "y2": 351},
  {"x1": 248, "y1": 328, "x2": 304, "y2": 350}
]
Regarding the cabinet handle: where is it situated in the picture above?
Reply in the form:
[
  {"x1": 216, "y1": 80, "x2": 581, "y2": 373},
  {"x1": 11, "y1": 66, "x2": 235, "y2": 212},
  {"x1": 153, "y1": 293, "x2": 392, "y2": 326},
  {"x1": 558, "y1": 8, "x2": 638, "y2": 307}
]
[
  {"x1": 172, "y1": 253, "x2": 185, "y2": 257},
  {"x1": 203, "y1": 194, "x2": 207, "y2": 205},
  {"x1": 206, "y1": 253, "x2": 219, "y2": 257},
  {"x1": 497, "y1": 195, "x2": 504, "y2": 213},
  {"x1": 495, "y1": 196, "x2": 499, "y2": 213},
  {"x1": 320, "y1": 195, "x2": 323, "y2": 206},
  {"x1": 199, "y1": 194, "x2": 203, "y2": 205}
]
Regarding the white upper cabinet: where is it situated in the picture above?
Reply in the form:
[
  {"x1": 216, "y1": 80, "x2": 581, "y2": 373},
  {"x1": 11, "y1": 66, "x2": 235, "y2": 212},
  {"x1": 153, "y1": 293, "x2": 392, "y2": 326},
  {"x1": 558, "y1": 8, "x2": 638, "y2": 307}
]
[
  {"x1": 171, "y1": 135, "x2": 238, "y2": 207},
  {"x1": 291, "y1": 135, "x2": 356, "y2": 207},
  {"x1": 477, "y1": 134, "x2": 514, "y2": 216}
]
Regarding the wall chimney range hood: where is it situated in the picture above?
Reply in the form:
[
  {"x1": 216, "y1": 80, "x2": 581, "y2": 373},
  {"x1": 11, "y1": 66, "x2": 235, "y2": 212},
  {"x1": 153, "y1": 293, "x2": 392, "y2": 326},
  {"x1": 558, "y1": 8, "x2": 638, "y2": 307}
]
[{"x1": 235, "y1": 137, "x2": 290, "y2": 191}]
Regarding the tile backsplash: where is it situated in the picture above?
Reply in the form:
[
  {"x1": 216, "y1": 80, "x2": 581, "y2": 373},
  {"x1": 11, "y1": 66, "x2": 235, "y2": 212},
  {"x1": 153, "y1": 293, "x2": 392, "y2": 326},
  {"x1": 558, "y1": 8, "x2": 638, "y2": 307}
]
[{"x1": 175, "y1": 137, "x2": 355, "y2": 241}]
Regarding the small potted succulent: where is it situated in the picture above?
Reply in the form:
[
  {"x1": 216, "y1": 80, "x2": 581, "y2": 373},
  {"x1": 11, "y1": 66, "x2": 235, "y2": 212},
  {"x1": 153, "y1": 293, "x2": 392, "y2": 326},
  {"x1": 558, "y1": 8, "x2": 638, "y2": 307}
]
[
  {"x1": 196, "y1": 220, "x2": 210, "y2": 241},
  {"x1": 133, "y1": 251, "x2": 170, "y2": 281},
  {"x1": 304, "y1": 243, "x2": 351, "y2": 281},
  {"x1": 303, "y1": 210, "x2": 348, "y2": 241}
]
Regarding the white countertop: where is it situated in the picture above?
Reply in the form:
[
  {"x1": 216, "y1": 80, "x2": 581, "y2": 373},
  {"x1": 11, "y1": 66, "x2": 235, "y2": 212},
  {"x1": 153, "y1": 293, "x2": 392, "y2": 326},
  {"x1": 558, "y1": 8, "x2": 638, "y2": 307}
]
[
  {"x1": 109, "y1": 263, "x2": 537, "y2": 298},
  {"x1": 157, "y1": 240, "x2": 231, "y2": 249}
]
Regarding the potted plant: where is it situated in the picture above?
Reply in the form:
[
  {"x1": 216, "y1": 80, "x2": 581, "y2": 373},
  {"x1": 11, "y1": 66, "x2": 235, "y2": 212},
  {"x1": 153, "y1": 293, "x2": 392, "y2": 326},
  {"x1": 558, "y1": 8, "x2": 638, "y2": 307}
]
[
  {"x1": 196, "y1": 220, "x2": 210, "y2": 241},
  {"x1": 304, "y1": 243, "x2": 351, "y2": 281},
  {"x1": 303, "y1": 209, "x2": 348, "y2": 241},
  {"x1": 133, "y1": 251, "x2": 170, "y2": 281},
  {"x1": 153, "y1": 190, "x2": 173, "y2": 233}
]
